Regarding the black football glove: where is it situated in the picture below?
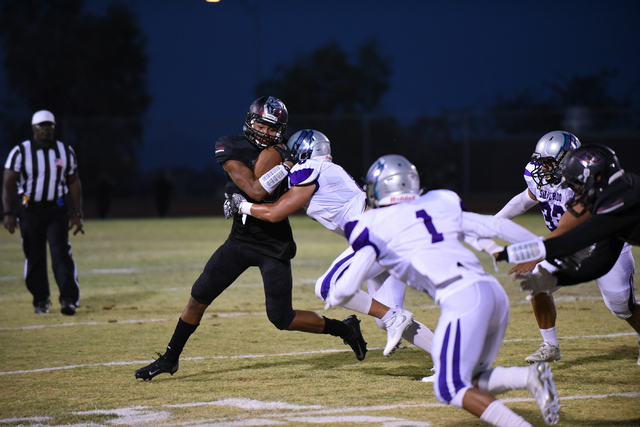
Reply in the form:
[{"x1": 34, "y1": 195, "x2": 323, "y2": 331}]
[{"x1": 272, "y1": 144, "x2": 296, "y2": 166}]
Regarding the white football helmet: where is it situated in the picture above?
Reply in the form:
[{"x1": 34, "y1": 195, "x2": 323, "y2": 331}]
[
  {"x1": 364, "y1": 154, "x2": 420, "y2": 208},
  {"x1": 286, "y1": 129, "x2": 332, "y2": 163},
  {"x1": 530, "y1": 130, "x2": 581, "y2": 187}
]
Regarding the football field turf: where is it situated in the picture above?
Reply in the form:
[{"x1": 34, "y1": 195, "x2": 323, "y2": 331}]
[{"x1": 1, "y1": 215, "x2": 639, "y2": 426}]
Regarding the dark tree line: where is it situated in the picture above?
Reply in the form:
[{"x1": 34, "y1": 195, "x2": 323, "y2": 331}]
[
  {"x1": 0, "y1": 0, "x2": 150, "y2": 192},
  {"x1": 1, "y1": 1, "x2": 636, "y2": 214}
]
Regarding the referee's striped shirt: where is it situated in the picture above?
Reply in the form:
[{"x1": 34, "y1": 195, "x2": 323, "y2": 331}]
[{"x1": 4, "y1": 139, "x2": 78, "y2": 202}]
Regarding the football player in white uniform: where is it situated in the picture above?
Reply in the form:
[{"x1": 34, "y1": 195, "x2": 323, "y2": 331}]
[
  {"x1": 470, "y1": 131, "x2": 636, "y2": 364},
  {"x1": 325, "y1": 155, "x2": 560, "y2": 427},
  {"x1": 230, "y1": 130, "x2": 433, "y2": 358}
]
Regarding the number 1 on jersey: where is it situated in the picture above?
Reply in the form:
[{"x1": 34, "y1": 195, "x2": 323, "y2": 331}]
[{"x1": 416, "y1": 210, "x2": 444, "y2": 243}]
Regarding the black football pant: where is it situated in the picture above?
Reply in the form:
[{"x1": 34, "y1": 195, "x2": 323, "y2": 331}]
[
  {"x1": 191, "y1": 238, "x2": 296, "y2": 330},
  {"x1": 18, "y1": 203, "x2": 80, "y2": 306}
]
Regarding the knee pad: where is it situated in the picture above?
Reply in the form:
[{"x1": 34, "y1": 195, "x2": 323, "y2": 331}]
[
  {"x1": 434, "y1": 383, "x2": 469, "y2": 408},
  {"x1": 267, "y1": 307, "x2": 296, "y2": 330},
  {"x1": 601, "y1": 288, "x2": 637, "y2": 319}
]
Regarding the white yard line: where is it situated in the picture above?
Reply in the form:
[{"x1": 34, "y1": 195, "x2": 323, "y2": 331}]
[
  {"x1": 2, "y1": 393, "x2": 639, "y2": 427},
  {"x1": 0, "y1": 331, "x2": 636, "y2": 376}
]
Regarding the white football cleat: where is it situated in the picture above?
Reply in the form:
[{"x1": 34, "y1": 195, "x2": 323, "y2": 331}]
[
  {"x1": 526, "y1": 362, "x2": 560, "y2": 426},
  {"x1": 383, "y1": 308, "x2": 414, "y2": 356},
  {"x1": 421, "y1": 368, "x2": 436, "y2": 382},
  {"x1": 525, "y1": 342, "x2": 561, "y2": 363}
]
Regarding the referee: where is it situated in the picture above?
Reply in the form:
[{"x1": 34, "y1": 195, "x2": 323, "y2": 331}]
[{"x1": 3, "y1": 110, "x2": 84, "y2": 315}]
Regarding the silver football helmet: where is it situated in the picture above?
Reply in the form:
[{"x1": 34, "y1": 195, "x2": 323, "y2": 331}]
[
  {"x1": 286, "y1": 129, "x2": 332, "y2": 163},
  {"x1": 364, "y1": 155, "x2": 420, "y2": 208},
  {"x1": 530, "y1": 130, "x2": 581, "y2": 187}
]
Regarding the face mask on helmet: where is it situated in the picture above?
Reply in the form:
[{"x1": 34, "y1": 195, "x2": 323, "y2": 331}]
[
  {"x1": 561, "y1": 144, "x2": 623, "y2": 217},
  {"x1": 530, "y1": 131, "x2": 581, "y2": 187},
  {"x1": 364, "y1": 155, "x2": 421, "y2": 208},
  {"x1": 243, "y1": 96, "x2": 288, "y2": 149},
  {"x1": 286, "y1": 129, "x2": 332, "y2": 163}
]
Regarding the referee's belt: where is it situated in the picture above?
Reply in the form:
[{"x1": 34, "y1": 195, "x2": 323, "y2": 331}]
[{"x1": 23, "y1": 196, "x2": 64, "y2": 208}]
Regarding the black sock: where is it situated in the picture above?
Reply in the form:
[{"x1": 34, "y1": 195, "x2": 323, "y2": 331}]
[
  {"x1": 165, "y1": 318, "x2": 199, "y2": 362},
  {"x1": 322, "y1": 316, "x2": 350, "y2": 338}
]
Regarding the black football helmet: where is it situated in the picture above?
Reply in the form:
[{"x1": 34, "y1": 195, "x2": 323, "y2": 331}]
[
  {"x1": 529, "y1": 131, "x2": 581, "y2": 187},
  {"x1": 243, "y1": 96, "x2": 288, "y2": 149},
  {"x1": 561, "y1": 144, "x2": 624, "y2": 216}
]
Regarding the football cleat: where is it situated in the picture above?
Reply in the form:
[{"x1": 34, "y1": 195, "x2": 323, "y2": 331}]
[
  {"x1": 342, "y1": 315, "x2": 368, "y2": 361},
  {"x1": 422, "y1": 368, "x2": 436, "y2": 383},
  {"x1": 526, "y1": 362, "x2": 560, "y2": 426},
  {"x1": 525, "y1": 342, "x2": 561, "y2": 363},
  {"x1": 134, "y1": 353, "x2": 179, "y2": 381},
  {"x1": 34, "y1": 299, "x2": 50, "y2": 314},
  {"x1": 60, "y1": 299, "x2": 76, "y2": 316},
  {"x1": 383, "y1": 308, "x2": 415, "y2": 356}
]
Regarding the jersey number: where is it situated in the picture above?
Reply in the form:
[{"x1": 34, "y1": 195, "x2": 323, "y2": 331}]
[
  {"x1": 539, "y1": 202, "x2": 565, "y2": 231},
  {"x1": 416, "y1": 210, "x2": 444, "y2": 243}
]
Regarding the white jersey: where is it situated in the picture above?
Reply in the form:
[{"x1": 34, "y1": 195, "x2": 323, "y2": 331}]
[
  {"x1": 288, "y1": 158, "x2": 366, "y2": 237},
  {"x1": 524, "y1": 162, "x2": 575, "y2": 231},
  {"x1": 340, "y1": 190, "x2": 538, "y2": 303}
]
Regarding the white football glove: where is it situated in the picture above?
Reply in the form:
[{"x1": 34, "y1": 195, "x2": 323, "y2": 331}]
[
  {"x1": 223, "y1": 194, "x2": 235, "y2": 219},
  {"x1": 516, "y1": 266, "x2": 559, "y2": 300}
]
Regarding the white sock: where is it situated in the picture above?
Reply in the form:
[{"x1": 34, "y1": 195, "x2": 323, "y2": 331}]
[
  {"x1": 402, "y1": 320, "x2": 433, "y2": 353},
  {"x1": 480, "y1": 400, "x2": 532, "y2": 427},
  {"x1": 380, "y1": 305, "x2": 398, "y2": 328},
  {"x1": 340, "y1": 290, "x2": 373, "y2": 315},
  {"x1": 477, "y1": 366, "x2": 529, "y2": 395},
  {"x1": 540, "y1": 326, "x2": 558, "y2": 347}
]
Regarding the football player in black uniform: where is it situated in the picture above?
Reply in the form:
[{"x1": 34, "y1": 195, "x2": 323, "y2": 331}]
[
  {"x1": 134, "y1": 97, "x2": 367, "y2": 380},
  {"x1": 498, "y1": 144, "x2": 640, "y2": 364}
]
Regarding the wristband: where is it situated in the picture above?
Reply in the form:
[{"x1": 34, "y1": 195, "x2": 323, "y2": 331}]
[
  {"x1": 72, "y1": 212, "x2": 84, "y2": 219},
  {"x1": 505, "y1": 238, "x2": 546, "y2": 263},
  {"x1": 258, "y1": 164, "x2": 288, "y2": 194},
  {"x1": 238, "y1": 201, "x2": 253, "y2": 216}
]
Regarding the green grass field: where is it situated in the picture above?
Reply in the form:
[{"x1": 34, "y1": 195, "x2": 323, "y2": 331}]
[{"x1": 1, "y1": 215, "x2": 639, "y2": 427}]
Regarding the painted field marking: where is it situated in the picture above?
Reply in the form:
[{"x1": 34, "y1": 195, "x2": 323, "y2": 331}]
[
  {"x1": 4, "y1": 393, "x2": 639, "y2": 427},
  {"x1": 0, "y1": 331, "x2": 636, "y2": 377}
]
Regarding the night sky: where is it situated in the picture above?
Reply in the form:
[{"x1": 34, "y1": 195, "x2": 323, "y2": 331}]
[{"x1": 65, "y1": 1, "x2": 640, "y2": 170}]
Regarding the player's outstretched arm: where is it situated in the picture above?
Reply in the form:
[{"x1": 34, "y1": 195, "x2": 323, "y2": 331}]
[
  {"x1": 508, "y1": 205, "x2": 590, "y2": 278},
  {"x1": 243, "y1": 184, "x2": 316, "y2": 223}
]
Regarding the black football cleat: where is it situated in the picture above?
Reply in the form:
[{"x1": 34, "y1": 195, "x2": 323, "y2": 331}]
[
  {"x1": 60, "y1": 299, "x2": 76, "y2": 316},
  {"x1": 342, "y1": 315, "x2": 368, "y2": 361},
  {"x1": 134, "y1": 353, "x2": 179, "y2": 381}
]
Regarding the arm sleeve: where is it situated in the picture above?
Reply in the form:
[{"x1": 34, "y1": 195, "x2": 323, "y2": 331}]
[
  {"x1": 554, "y1": 236, "x2": 624, "y2": 286},
  {"x1": 461, "y1": 211, "x2": 539, "y2": 243},
  {"x1": 543, "y1": 212, "x2": 634, "y2": 260},
  {"x1": 494, "y1": 189, "x2": 539, "y2": 219}
]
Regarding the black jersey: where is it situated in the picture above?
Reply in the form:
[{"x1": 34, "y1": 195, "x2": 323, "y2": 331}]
[
  {"x1": 215, "y1": 135, "x2": 296, "y2": 260},
  {"x1": 544, "y1": 173, "x2": 640, "y2": 286}
]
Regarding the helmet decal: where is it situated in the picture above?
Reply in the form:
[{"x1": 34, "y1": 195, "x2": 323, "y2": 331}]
[{"x1": 243, "y1": 96, "x2": 288, "y2": 149}]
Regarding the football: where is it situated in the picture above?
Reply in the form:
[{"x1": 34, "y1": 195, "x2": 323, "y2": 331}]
[{"x1": 253, "y1": 144, "x2": 284, "y2": 178}]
